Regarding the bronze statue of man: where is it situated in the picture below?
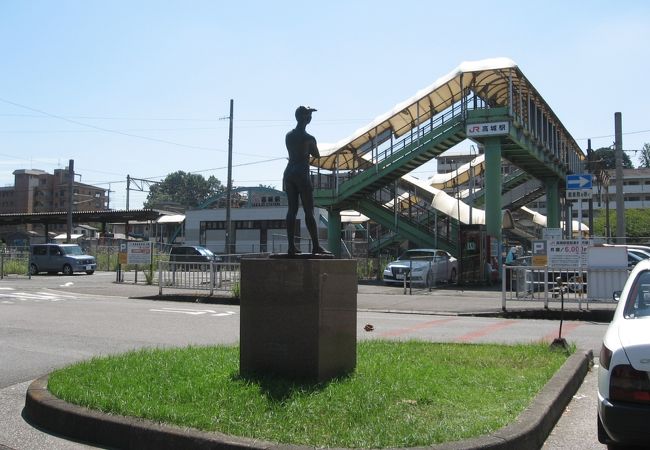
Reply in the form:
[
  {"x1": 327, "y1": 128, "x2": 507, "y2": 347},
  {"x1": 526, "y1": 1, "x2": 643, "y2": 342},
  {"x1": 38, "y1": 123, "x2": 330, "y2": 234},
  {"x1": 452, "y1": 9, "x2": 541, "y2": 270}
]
[{"x1": 283, "y1": 106, "x2": 330, "y2": 256}]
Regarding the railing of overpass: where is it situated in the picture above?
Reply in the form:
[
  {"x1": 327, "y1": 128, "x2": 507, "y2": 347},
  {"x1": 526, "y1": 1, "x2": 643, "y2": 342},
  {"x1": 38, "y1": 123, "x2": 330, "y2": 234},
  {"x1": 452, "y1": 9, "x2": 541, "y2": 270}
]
[{"x1": 310, "y1": 98, "x2": 472, "y2": 191}]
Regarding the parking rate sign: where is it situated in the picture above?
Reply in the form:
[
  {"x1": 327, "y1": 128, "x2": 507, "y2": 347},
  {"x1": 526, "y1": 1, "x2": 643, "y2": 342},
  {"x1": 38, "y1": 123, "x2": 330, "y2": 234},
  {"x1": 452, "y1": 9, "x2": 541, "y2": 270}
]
[
  {"x1": 127, "y1": 242, "x2": 153, "y2": 265},
  {"x1": 548, "y1": 239, "x2": 589, "y2": 268}
]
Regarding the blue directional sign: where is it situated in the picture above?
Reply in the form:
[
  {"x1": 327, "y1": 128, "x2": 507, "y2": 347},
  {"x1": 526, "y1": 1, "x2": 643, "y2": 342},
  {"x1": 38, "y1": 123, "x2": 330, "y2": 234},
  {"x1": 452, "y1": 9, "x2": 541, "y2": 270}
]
[{"x1": 566, "y1": 174, "x2": 592, "y2": 190}]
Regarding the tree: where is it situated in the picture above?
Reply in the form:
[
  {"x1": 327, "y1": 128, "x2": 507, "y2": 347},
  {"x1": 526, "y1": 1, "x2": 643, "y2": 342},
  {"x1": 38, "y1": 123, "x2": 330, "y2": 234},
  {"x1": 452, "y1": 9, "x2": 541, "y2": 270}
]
[
  {"x1": 144, "y1": 171, "x2": 225, "y2": 209},
  {"x1": 593, "y1": 208, "x2": 650, "y2": 243},
  {"x1": 638, "y1": 143, "x2": 650, "y2": 168},
  {"x1": 592, "y1": 147, "x2": 634, "y2": 170}
]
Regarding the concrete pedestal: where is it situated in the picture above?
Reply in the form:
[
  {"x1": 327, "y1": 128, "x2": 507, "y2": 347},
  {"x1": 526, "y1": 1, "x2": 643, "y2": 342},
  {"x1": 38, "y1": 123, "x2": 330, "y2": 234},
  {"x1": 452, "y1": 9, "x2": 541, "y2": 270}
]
[{"x1": 240, "y1": 258, "x2": 357, "y2": 381}]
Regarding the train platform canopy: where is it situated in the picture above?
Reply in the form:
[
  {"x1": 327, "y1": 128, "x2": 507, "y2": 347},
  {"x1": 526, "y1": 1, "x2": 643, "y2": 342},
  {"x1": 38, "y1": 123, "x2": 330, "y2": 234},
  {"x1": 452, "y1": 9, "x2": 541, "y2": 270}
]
[{"x1": 0, "y1": 209, "x2": 163, "y2": 226}]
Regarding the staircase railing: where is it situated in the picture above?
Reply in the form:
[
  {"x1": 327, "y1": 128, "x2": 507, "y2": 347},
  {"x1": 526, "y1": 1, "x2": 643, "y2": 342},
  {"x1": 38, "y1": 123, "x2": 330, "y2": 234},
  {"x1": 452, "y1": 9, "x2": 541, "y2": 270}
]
[
  {"x1": 312, "y1": 98, "x2": 473, "y2": 197},
  {"x1": 362, "y1": 186, "x2": 458, "y2": 253}
]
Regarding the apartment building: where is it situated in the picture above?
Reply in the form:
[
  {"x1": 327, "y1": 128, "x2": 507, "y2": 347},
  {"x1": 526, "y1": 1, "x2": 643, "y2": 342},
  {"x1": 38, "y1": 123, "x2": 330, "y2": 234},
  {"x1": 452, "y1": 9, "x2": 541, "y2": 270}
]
[{"x1": 0, "y1": 167, "x2": 108, "y2": 234}]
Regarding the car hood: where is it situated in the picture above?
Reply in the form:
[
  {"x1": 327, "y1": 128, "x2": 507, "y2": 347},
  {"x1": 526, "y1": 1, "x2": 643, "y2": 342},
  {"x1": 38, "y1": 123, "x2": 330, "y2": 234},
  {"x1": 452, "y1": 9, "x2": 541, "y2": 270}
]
[
  {"x1": 387, "y1": 260, "x2": 431, "y2": 269},
  {"x1": 618, "y1": 319, "x2": 650, "y2": 371}
]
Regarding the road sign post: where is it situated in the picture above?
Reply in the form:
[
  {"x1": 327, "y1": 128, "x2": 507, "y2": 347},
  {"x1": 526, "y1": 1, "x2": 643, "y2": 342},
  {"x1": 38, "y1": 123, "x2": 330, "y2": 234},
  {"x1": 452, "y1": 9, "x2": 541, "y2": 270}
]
[{"x1": 566, "y1": 174, "x2": 592, "y2": 296}]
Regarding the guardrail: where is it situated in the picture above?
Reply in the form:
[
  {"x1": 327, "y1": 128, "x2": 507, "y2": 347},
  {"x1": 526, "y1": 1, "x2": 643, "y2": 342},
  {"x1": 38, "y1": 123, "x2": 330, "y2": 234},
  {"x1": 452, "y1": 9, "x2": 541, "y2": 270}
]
[
  {"x1": 158, "y1": 261, "x2": 240, "y2": 296},
  {"x1": 501, "y1": 264, "x2": 626, "y2": 310}
]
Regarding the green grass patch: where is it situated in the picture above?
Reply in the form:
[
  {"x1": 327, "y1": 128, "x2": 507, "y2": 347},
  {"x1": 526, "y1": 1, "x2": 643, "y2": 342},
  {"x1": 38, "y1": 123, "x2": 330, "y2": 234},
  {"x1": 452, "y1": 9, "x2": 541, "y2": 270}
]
[{"x1": 48, "y1": 341, "x2": 570, "y2": 448}]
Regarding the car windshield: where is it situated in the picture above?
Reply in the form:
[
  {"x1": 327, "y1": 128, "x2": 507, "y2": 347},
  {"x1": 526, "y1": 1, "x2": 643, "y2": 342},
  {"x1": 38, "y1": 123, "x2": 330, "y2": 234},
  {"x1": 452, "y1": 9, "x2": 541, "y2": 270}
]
[
  {"x1": 398, "y1": 250, "x2": 435, "y2": 261},
  {"x1": 198, "y1": 248, "x2": 214, "y2": 257},
  {"x1": 631, "y1": 250, "x2": 650, "y2": 259},
  {"x1": 61, "y1": 246, "x2": 83, "y2": 256},
  {"x1": 624, "y1": 270, "x2": 650, "y2": 318}
]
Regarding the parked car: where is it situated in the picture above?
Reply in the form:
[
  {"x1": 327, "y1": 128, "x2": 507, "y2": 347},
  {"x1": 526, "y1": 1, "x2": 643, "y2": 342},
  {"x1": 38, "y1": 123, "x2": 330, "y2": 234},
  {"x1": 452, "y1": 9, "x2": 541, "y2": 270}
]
[
  {"x1": 169, "y1": 245, "x2": 221, "y2": 270},
  {"x1": 29, "y1": 243, "x2": 96, "y2": 275},
  {"x1": 602, "y1": 244, "x2": 650, "y2": 268},
  {"x1": 627, "y1": 248, "x2": 650, "y2": 261},
  {"x1": 597, "y1": 259, "x2": 650, "y2": 447},
  {"x1": 383, "y1": 249, "x2": 457, "y2": 286}
]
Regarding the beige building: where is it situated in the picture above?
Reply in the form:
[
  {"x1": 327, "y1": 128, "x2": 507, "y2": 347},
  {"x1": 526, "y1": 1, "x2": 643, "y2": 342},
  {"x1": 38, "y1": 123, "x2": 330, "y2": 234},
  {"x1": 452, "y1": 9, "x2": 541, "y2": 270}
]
[{"x1": 0, "y1": 167, "x2": 108, "y2": 234}]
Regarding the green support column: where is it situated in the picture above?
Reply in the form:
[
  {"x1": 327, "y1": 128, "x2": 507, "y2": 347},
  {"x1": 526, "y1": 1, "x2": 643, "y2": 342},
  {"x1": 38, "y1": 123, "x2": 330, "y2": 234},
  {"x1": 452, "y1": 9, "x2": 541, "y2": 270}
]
[
  {"x1": 545, "y1": 178, "x2": 560, "y2": 228},
  {"x1": 484, "y1": 137, "x2": 502, "y2": 239},
  {"x1": 327, "y1": 209, "x2": 342, "y2": 258}
]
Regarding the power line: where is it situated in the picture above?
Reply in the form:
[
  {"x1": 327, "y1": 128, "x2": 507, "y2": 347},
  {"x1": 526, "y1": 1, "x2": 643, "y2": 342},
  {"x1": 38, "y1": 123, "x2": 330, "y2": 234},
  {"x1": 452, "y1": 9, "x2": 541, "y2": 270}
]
[
  {"x1": 0, "y1": 112, "x2": 369, "y2": 123},
  {"x1": 0, "y1": 127, "x2": 222, "y2": 133},
  {"x1": 576, "y1": 128, "x2": 650, "y2": 141},
  {"x1": 0, "y1": 97, "x2": 277, "y2": 158},
  {"x1": 82, "y1": 156, "x2": 287, "y2": 186}
]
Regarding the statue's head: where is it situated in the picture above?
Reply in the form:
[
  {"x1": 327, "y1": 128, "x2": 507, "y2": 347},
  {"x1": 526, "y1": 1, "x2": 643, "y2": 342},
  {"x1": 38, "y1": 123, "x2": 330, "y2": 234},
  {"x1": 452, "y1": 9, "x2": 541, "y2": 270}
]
[{"x1": 295, "y1": 105, "x2": 317, "y2": 123}]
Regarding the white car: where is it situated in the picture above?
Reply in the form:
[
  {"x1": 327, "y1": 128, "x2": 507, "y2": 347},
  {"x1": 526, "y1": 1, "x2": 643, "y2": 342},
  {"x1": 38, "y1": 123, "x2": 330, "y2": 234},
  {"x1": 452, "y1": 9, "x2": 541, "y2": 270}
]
[
  {"x1": 382, "y1": 249, "x2": 457, "y2": 286},
  {"x1": 597, "y1": 259, "x2": 650, "y2": 448}
]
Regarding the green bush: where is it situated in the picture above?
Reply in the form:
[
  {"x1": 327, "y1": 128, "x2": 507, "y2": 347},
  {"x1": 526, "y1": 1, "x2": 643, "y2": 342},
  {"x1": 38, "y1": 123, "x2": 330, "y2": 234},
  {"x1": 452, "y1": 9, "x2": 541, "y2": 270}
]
[
  {"x1": 356, "y1": 256, "x2": 390, "y2": 281},
  {"x1": 231, "y1": 281, "x2": 240, "y2": 299},
  {"x1": 2, "y1": 258, "x2": 28, "y2": 275},
  {"x1": 143, "y1": 269, "x2": 154, "y2": 285}
]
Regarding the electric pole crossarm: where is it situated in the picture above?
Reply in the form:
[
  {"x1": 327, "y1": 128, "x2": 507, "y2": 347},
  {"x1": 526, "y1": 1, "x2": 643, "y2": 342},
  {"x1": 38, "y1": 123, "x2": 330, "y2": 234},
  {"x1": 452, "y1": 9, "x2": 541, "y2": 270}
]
[{"x1": 126, "y1": 175, "x2": 161, "y2": 211}]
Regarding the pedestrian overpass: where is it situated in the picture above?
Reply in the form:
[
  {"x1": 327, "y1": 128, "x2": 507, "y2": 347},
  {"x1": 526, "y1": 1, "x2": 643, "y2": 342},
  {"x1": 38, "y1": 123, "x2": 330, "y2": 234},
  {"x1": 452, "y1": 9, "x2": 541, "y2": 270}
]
[{"x1": 310, "y1": 58, "x2": 585, "y2": 259}]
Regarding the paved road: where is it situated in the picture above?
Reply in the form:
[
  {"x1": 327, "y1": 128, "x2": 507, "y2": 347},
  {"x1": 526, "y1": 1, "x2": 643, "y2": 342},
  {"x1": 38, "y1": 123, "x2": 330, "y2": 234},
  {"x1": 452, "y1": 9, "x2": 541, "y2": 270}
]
[{"x1": 0, "y1": 273, "x2": 609, "y2": 449}]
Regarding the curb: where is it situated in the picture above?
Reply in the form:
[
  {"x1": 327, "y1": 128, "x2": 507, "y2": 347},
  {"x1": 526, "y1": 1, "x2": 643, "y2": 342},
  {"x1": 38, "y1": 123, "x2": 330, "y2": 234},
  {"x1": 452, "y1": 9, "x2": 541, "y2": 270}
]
[{"x1": 23, "y1": 350, "x2": 593, "y2": 450}]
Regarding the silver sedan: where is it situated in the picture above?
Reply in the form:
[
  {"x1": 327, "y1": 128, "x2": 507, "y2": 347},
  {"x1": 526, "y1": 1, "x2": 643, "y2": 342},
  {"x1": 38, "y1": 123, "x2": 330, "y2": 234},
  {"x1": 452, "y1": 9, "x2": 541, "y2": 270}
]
[{"x1": 383, "y1": 249, "x2": 458, "y2": 286}]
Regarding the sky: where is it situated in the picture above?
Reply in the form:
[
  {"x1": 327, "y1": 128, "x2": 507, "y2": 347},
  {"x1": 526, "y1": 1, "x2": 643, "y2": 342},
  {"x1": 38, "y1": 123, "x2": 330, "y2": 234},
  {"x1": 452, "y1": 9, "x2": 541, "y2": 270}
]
[{"x1": 1, "y1": 0, "x2": 649, "y2": 210}]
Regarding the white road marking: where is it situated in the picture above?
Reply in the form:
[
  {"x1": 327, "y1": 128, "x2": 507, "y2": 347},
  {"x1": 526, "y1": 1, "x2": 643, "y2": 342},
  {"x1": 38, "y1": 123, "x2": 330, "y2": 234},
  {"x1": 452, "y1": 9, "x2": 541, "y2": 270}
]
[
  {"x1": 0, "y1": 290, "x2": 76, "y2": 303},
  {"x1": 149, "y1": 307, "x2": 236, "y2": 317}
]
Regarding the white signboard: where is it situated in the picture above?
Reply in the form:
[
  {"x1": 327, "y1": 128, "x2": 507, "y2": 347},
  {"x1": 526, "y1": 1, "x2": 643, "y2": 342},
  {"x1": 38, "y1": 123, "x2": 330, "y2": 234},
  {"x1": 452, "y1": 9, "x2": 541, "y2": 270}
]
[
  {"x1": 547, "y1": 239, "x2": 589, "y2": 268},
  {"x1": 127, "y1": 241, "x2": 153, "y2": 265},
  {"x1": 466, "y1": 122, "x2": 509, "y2": 137},
  {"x1": 587, "y1": 246, "x2": 627, "y2": 268},
  {"x1": 566, "y1": 190, "x2": 592, "y2": 200}
]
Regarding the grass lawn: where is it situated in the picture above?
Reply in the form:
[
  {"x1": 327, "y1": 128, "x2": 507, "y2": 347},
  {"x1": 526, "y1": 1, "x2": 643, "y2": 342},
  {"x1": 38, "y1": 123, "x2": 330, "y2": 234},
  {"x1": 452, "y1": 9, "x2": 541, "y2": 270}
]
[{"x1": 47, "y1": 341, "x2": 570, "y2": 448}]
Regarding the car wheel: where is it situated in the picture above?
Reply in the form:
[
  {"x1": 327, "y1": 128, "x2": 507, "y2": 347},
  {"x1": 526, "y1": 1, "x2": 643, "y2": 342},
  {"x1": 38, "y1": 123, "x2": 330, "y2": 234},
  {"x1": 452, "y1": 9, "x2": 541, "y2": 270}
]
[
  {"x1": 62, "y1": 264, "x2": 73, "y2": 276},
  {"x1": 448, "y1": 268, "x2": 457, "y2": 284},
  {"x1": 86, "y1": 270, "x2": 94, "y2": 275},
  {"x1": 29, "y1": 263, "x2": 38, "y2": 276}
]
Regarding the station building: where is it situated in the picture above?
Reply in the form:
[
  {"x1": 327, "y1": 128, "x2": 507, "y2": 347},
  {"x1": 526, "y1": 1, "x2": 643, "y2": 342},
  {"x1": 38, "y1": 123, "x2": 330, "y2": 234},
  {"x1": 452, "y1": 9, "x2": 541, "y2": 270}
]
[{"x1": 182, "y1": 186, "x2": 329, "y2": 255}]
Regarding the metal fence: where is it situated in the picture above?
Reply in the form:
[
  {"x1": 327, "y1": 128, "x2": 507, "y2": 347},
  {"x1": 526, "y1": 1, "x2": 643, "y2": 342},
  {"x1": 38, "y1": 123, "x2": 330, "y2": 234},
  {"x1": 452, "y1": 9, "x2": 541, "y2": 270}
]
[
  {"x1": 157, "y1": 261, "x2": 240, "y2": 295},
  {"x1": 0, "y1": 250, "x2": 30, "y2": 279},
  {"x1": 501, "y1": 264, "x2": 627, "y2": 310}
]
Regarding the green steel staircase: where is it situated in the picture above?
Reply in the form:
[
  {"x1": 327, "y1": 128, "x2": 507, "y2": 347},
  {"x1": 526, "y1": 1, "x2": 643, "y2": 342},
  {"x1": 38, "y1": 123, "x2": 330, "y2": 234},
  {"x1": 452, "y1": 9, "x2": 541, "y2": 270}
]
[
  {"x1": 356, "y1": 187, "x2": 459, "y2": 255},
  {"x1": 314, "y1": 112, "x2": 466, "y2": 209}
]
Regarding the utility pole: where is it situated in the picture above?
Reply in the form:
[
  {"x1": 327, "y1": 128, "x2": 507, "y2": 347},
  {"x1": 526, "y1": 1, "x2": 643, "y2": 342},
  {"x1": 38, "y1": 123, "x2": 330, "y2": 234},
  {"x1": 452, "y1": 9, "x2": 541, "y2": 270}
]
[
  {"x1": 225, "y1": 99, "x2": 234, "y2": 256},
  {"x1": 614, "y1": 112, "x2": 625, "y2": 244},
  {"x1": 126, "y1": 175, "x2": 131, "y2": 211},
  {"x1": 67, "y1": 159, "x2": 74, "y2": 243},
  {"x1": 587, "y1": 139, "x2": 595, "y2": 237}
]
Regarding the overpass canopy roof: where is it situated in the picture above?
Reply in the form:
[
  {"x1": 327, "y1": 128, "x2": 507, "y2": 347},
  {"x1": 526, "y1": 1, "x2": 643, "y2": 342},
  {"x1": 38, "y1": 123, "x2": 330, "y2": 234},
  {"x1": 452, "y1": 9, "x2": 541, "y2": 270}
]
[{"x1": 312, "y1": 57, "x2": 583, "y2": 171}]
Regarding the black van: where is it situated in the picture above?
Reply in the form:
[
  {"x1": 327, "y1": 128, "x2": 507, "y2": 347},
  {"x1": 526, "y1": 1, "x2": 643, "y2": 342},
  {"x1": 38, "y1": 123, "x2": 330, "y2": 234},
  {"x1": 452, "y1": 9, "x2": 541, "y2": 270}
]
[{"x1": 169, "y1": 246, "x2": 221, "y2": 270}]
